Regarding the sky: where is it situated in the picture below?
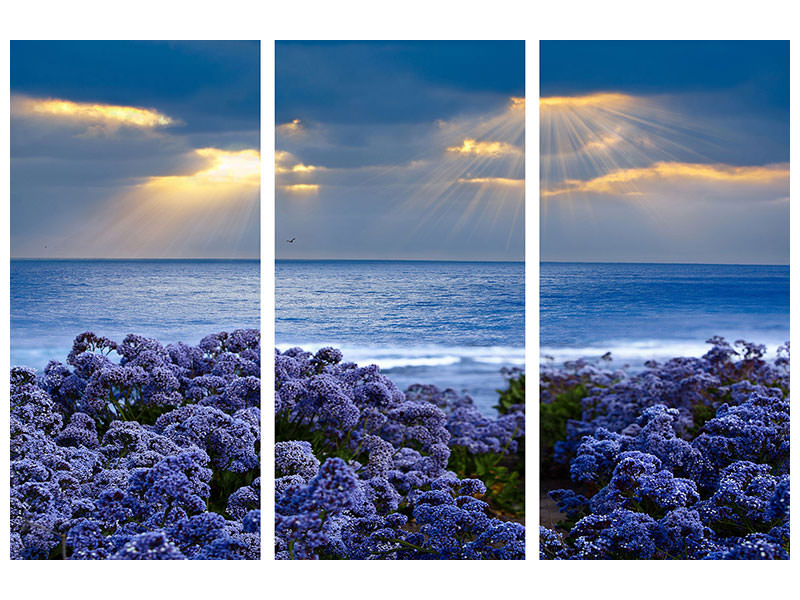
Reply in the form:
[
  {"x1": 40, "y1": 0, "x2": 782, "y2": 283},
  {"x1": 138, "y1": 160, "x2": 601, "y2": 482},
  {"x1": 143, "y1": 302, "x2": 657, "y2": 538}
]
[
  {"x1": 275, "y1": 41, "x2": 525, "y2": 261},
  {"x1": 540, "y1": 41, "x2": 789, "y2": 265},
  {"x1": 11, "y1": 41, "x2": 260, "y2": 259}
]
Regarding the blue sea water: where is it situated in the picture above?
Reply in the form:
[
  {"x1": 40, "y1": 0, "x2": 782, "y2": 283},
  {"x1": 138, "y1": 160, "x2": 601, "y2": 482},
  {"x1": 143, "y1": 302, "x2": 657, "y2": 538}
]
[
  {"x1": 541, "y1": 262, "x2": 789, "y2": 366},
  {"x1": 275, "y1": 260, "x2": 525, "y2": 413},
  {"x1": 10, "y1": 259, "x2": 260, "y2": 370}
]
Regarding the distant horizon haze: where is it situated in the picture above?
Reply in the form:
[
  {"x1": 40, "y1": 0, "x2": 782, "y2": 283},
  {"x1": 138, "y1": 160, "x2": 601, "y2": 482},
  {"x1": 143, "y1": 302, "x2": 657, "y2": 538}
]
[{"x1": 540, "y1": 259, "x2": 789, "y2": 267}]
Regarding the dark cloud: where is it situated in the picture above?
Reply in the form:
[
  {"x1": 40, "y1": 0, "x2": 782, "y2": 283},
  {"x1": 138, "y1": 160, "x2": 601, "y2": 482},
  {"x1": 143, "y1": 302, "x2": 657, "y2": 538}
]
[
  {"x1": 276, "y1": 41, "x2": 524, "y2": 125},
  {"x1": 541, "y1": 41, "x2": 788, "y2": 114},
  {"x1": 11, "y1": 41, "x2": 260, "y2": 134}
]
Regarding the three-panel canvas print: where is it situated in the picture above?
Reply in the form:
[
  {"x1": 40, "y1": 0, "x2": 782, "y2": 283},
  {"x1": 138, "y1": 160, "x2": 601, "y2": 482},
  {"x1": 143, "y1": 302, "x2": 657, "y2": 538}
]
[{"x1": 8, "y1": 39, "x2": 790, "y2": 561}]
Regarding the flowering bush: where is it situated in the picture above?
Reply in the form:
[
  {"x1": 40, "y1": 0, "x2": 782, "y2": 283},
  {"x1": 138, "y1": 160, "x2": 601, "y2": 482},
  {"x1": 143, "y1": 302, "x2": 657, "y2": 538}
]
[
  {"x1": 275, "y1": 347, "x2": 525, "y2": 559},
  {"x1": 10, "y1": 330, "x2": 261, "y2": 560},
  {"x1": 540, "y1": 338, "x2": 789, "y2": 560}
]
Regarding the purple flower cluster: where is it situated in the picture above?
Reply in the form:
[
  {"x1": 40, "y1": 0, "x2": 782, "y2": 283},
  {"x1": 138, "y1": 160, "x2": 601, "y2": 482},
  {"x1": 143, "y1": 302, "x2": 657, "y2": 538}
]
[
  {"x1": 275, "y1": 347, "x2": 525, "y2": 560},
  {"x1": 540, "y1": 338, "x2": 789, "y2": 560},
  {"x1": 405, "y1": 383, "x2": 525, "y2": 455},
  {"x1": 10, "y1": 330, "x2": 260, "y2": 560}
]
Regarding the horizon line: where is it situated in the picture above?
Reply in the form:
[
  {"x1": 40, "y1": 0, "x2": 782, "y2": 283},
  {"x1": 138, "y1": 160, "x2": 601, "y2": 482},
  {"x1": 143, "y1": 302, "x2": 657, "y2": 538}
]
[
  {"x1": 11, "y1": 257, "x2": 260, "y2": 262},
  {"x1": 11, "y1": 257, "x2": 786, "y2": 266},
  {"x1": 541, "y1": 260, "x2": 788, "y2": 267},
  {"x1": 276, "y1": 257, "x2": 525, "y2": 263}
]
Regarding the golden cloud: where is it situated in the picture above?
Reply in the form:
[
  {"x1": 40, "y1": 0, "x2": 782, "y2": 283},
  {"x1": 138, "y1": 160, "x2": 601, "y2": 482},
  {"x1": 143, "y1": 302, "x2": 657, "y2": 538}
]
[
  {"x1": 447, "y1": 138, "x2": 520, "y2": 157},
  {"x1": 275, "y1": 149, "x2": 321, "y2": 175},
  {"x1": 539, "y1": 92, "x2": 633, "y2": 110},
  {"x1": 509, "y1": 97, "x2": 525, "y2": 111},
  {"x1": 542, "y1": 161, "x2": 789, "y2": 197},
  {"x1": 275, "y1": 162, "x2": 318, "y2": 174},
  {"x1": 282, "y1": 184, "x2": 319, "y2": 193},
  {"x1": 275, "y1": 150, "x2": 293, "y2": 164},
  {"x1": 458, "y1": 177, "x2": 524, "y2": 187},
  {"x1": 12, "y1": 95, "x2": 174, "y2": 130},
  {"x1": 277, "y1": 118, "x2": 305, "y2": 136},
  {"x1": 149, "y1": 148, "x2": 260, "y2": 188}
]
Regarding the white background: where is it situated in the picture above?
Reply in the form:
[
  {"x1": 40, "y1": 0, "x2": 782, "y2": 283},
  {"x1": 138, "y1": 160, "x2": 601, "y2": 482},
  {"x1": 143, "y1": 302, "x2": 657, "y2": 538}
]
[{"x1": 1, "y1": 0, "x2": 797, "y2": 597}]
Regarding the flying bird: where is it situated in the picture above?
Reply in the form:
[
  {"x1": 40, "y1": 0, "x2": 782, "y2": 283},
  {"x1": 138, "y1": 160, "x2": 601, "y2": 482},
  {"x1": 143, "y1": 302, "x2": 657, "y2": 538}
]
[{"x1": 286, "y1": 237, "x2": 296, "y2": 243}]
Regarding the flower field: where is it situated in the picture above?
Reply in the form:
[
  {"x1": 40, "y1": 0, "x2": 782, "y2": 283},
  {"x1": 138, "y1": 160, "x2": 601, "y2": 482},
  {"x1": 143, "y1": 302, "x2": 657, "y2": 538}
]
[
  {"x1": 10, "y1": 330, "x2": 261, "y2": 559},
  {"x1": 275, "y1": 347, "x2": 526, "y2": 559},
  {"x1": 540, "y1": 338, "x2": 789, "y2": 559}
]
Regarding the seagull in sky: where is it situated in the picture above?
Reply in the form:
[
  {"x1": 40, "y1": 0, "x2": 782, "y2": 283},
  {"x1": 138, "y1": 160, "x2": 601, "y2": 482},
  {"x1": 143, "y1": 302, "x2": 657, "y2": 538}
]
[{"x1": 286, "y1": 237, "x2": 296, "y2": 243}]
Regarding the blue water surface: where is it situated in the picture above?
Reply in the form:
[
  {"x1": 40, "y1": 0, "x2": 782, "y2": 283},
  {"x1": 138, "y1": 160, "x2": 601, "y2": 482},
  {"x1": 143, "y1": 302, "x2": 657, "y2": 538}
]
[
  {"x1": 276, "y1": 260, "x2": 525, "y2": 412},
  {"x1": 540, "y1": 262, "x2": 789, "y2": 365},
  {"x1": 11, "y1": 259, "x2": 260, "y2": 369}
]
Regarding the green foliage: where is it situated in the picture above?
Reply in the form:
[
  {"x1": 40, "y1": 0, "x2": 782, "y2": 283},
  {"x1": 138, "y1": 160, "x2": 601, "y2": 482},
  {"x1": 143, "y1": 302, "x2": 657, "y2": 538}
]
[
  {"x1": 540, "y1": 384, "x2": 586, "y2": 476},
  {"x1": 95, "y1": 388, "x2": 179, "y2": 436},
  {"x1": 447, "y1": 444, "x2": 525, "y2": 516},
  {"x1": 275, "y1": 412, "x2": 369, "y2": 465},
  {"x1": 208, "y1": 469, "x2": 258, "y2": 516},
  {"x1": 540, "y1": 384, "x2": 586, "y2": 451},
  {"x1": 494, "y1": 372, "x2": 525, "y2": 414},
  {"x1": 689, "y1": 402, "x2": 717, "y2": 436}
]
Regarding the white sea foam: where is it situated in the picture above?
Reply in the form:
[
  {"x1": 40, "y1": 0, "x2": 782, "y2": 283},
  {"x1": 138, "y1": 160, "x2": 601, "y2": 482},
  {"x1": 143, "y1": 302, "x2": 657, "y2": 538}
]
[
  {"x1": 275, "y1": 342, "x2": 525, "y2": 370},
  {"x1": 376, "y1": 356, "x2": 462, "y2": 369},
  {"x1": 540, "y1": 338, "x2": 788, "y2": 365},
  {"x1": 472, "y1": 355, "x2": 527, "y2": 366}
]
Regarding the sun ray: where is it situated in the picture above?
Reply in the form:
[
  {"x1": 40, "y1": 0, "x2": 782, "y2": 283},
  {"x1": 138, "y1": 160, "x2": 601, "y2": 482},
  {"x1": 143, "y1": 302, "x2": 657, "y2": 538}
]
[
  {"x1": 78, "y1": 148, "x2": 260, "y2": 257},
  {"x1": 275, "y1": 96, "x2": 525, "y2": 253},
  {"x1": 539, "y1": 91, "x2": 742, "y2": 226},
  {"x1": 385, "y1": 96, "x2": 525, "y2": 246}
]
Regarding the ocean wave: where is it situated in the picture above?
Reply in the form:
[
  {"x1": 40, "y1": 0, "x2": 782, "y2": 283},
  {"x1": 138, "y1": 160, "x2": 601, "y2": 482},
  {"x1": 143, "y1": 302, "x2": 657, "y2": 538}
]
[
  {"x1": 377, "y1": 356, "x2": 462, "y2": 369},
  {"x1": 541, "y1": 338, "x2": 788, "y2": 364},
  {"x1": 473, "y1": 355, "x2": 526, "y2": 366},
  {"x1": 275, "y1": 342, "x2": 525, "y2": 370}
]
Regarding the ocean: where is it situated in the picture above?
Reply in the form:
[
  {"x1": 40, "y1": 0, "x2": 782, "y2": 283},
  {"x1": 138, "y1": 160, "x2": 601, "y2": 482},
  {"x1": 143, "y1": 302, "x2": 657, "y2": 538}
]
[
  {"x1": 275, "y1": 260, "x2": 525, "y2": 413},
  {"x1": 10, "y1": 259, "x2": 260, "y2": 370},
  {"x1": 540, "y1": 262, "x2": 789, "y2": 366}
]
